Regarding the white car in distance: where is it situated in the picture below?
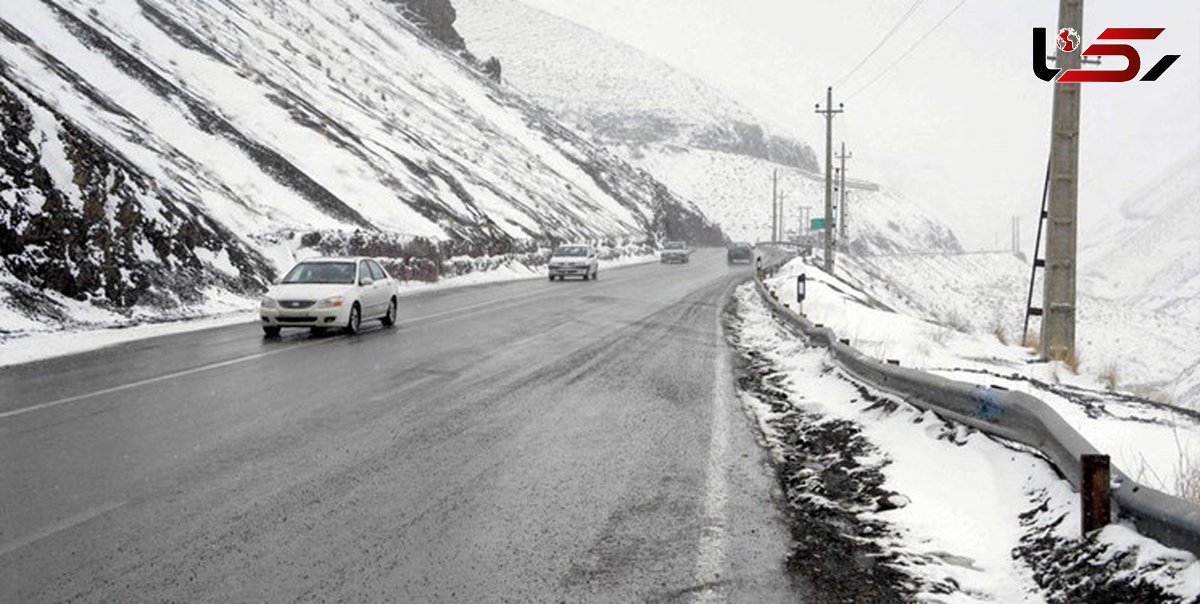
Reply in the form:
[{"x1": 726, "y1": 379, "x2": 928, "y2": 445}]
[
  {"x1": 260, "y1": 257, "x2": 398, "y2": 336},
  {"x1": 548, "y1": 244, "x2": 599, "y2": 281}
]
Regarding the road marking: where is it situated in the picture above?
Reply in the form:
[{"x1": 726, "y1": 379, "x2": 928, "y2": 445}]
[
  {"x1": 0, "y1": 339, "x2": 332, "y2": 421},
  {"x1": 0, "y1": 500, "x2": 126, "y2": 557},
  {"x1": 0, "y1": 271, "x2": 650, "y2": 422},
  {"x1": 691, "y1": 295, "x2": 733, "y2": 603}
]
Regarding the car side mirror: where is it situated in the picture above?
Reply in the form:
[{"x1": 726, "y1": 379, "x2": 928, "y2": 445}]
[{"x1": 360, "y1": 277, "x2": 374, "y2": 287}]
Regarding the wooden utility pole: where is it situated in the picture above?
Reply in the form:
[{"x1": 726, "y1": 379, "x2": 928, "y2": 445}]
[
  {"x1": 1041, "y1": 0, "x2": 1084, "y2": 361},
  {"x1": 836, "y1": 143, "x2": 852, "y2": 249},
  {"x1": 815, "y1": 87, "x2": 843, "y2": 273}
]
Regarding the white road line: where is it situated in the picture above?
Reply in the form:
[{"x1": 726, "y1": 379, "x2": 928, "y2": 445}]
[
  {"x1": 0, "y1": 500, "x2": 127, "y2": 557},
  {"x1": 691, "y1": 296, "x2": 733, "y2": 603},
  {"x1": 0, "y1": 339, "x2": 333, "y2": 421},
  {"x1": 0, "y1": 272, "x2": 645, "y2": 422}
]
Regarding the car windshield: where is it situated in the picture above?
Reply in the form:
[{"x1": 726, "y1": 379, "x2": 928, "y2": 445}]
[
  {"x1": 664, "y1": 242, "x2": 686, "y2": 250},
  {"x1": 281, "y1": 261, "x2": 357, "y2": 285},
  {"x1": 554, "y1": 246, "x2": 589, "y2": 257},
  {"x1": 733, "y1": 243, "x2": 751, "y2": 249}
]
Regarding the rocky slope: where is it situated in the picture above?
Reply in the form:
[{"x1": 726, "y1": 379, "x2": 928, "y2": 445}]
[{"x1": 0, "y1": 0, "x2": 721, "y2": 335}]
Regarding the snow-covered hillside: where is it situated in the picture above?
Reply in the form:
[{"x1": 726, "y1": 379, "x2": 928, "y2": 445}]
[
  {"x1": 454, "y1": 0, "x2": 958, "y2": 252},
  {"x1": 453, "y1": 0, "x2": 818, "y2": 171},
  {"x1": 635, "y1": 146, "x2": 960, "y2": 252},
  {"x1": 0, "y1": 0, "x2": 721, "y2": 335},
  {"x1": 1081, "y1": 147, "x2": 1200, "y2": 405},
  {"x1": 1082, "y1": 147, "x2": 1200, "y2": 308},
  {"x1": 821, "y1": 250, "x2": 1200, "y2": 410}
]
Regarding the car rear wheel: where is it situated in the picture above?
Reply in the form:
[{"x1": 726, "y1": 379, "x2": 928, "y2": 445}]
[
  {"x1": 262, "y1": 325, "x2": 281, "y2": 337},
  {"x1": 381, "y1": 297, "x2": 397, "y2": 327},
  {"x1": 344, "y1": 303, "x2": 362, "y2": 335}
]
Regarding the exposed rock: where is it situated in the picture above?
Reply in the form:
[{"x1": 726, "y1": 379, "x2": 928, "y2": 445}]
[
  {"x1": 0, "y1": 77, "x2": 272, "y2": 319},
  {"x1": 386, "y1": 0, "x2": 466, "y2": 50}
]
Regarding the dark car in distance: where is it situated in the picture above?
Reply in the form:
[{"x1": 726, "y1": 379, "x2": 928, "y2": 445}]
[{"x1": 727, "y1": 242, "x2": 754, "y2": 264}]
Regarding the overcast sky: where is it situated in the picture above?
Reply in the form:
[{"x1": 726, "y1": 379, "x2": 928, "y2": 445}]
[{"x1": 517, "y1": 0, "x2": 1200, "y2": 251}]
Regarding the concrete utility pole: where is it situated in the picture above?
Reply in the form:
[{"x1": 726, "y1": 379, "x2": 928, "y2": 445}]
[
  {"x1": 799, "y1": 205, "x2": 813, "y2": 247},
  {"x1": 771, "y1": 170, "x2": 779, "y2": 242},
  {"x1": 836, "y1": 143, "x2": 853, "y2": 249},
  {"x1": 1041, "y1": 0, "x2": 1083, "y2": 361},
  {"x1": 815, "y1": 86, "x2": 844, "y2": 273},
  {"x1": 778, "y1": 190, "x2": 788, "y2": 240},
  {"x1": 1012, "y1": 216, "x2": 1020, "y2": 254}
]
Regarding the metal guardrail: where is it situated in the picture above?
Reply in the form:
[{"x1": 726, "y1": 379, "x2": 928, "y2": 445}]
[{"x1": 752, "y1": 255, "x2": 1200, "y2": 557}]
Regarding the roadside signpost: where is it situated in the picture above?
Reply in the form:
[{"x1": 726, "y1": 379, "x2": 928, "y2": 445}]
[
  {"x1": 810, "y1": 218, "x2": 827, "y2": 231},
  {"x1": 797, "y1": 273, "x2": 807, "y2": 315}
]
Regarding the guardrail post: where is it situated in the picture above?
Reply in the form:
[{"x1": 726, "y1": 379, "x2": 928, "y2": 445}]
[{"x1": 1081, "y1": 454, "x2": 1111, "y2": 535}]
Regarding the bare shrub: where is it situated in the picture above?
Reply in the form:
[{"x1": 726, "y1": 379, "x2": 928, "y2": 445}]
[
  {"x1": 941, "y1": 308, "x2": 971, "y2": 334},
  {"x1": 992, "y1": 324, "x2": 1008, "y2": 345},
  {"x1": 927, "y1": 326, "x2": 950, "y2": 346},
  {"x1": 1173, "y1": 428, "x2": 1200, "y2": 506},
  {"x1": 1176, "y1": 457, "x2": 1200, "y2": 506},
  {"x1": 1098, "y1": 362, "x2": 1120, "y2": 392},
  {"x1": 1063, "y1": 351, "x2": 1082, "y2": 374},
  {"x1": 1023, "y1": 332, "x2": 1040, "y2": 352}
]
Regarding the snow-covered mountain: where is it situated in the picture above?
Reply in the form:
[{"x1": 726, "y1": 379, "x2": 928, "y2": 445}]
[
  {"x1": 454, "y1": 0, "x2": 960, "y2": 253},
  {"x1": 453, "y1": 0, "x2": 817, "y2": 172},
  {"x1": 1081, "y1": 146, "x2": 1200, "y2": 404},
  {"x1": 1082, "y1": 146, "x2": 1200, "y2": 309},
  {"x1": 0, "y1": 0, "x2": 721, "y2": 334}
]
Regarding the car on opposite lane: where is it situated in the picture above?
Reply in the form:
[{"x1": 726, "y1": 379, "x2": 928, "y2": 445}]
[
  {"x1": 548, "y1": 244, "x2": 599, "y2": 281},
  {"x1": 660, "y1": 241, "x2": 691, "y2": 264},
  {"x1": 260, "y1": 257, "x2": 398, "y2": 336}
]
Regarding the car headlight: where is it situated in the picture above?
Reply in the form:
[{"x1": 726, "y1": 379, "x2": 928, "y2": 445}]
[
  {"x1": 317, "y1": 296, "x2": 345, "y2": 308},
  {"x1": 260, "y1": 296, "x2": 278, "y2": 309}
]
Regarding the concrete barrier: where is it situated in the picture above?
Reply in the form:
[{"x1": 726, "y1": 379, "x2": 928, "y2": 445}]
[{"x1": 752, "y1": 255, "x2": 1200, "y2": 556}]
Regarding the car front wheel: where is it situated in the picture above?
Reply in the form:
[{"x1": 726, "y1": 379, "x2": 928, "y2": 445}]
[
  {"x1": 263, "y1": 325, "x2": 281, "y2": 337},
  {"x1": 344, "y1": 303, "x2": 362, "y2": 335}
]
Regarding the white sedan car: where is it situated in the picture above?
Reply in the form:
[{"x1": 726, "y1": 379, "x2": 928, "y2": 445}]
[
  {"x1": 548, "y1": 244, "x2": 599, "y2": 281},
  {"x1": 260, "y1": 257, "x2": 398, "y2": 336}
]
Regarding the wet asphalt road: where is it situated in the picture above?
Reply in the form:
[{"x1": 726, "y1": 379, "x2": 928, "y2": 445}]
[{"x1": 0, "y1": 249, "x2": 797, "y2": 602}]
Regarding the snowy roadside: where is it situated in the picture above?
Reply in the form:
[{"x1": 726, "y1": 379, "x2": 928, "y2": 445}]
[
  {"x1": 762, "y1": 255, "x2": 1200, "y2": 501},
  {"x1": 726, "y1": 283, "x2": 1200, "y2": 602},
  {"x1": 0, "y1": 254, "x2": 658, "y2": 368}
]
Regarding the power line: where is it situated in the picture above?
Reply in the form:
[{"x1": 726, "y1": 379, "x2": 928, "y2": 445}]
[
  {"x1": 845, "y1": 0, "x2": 972, "y2": 102},
  {"x1": 834, "y1": 0, "x2": 924, "y2": 88}
]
